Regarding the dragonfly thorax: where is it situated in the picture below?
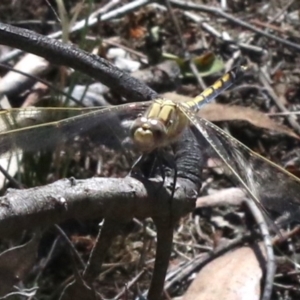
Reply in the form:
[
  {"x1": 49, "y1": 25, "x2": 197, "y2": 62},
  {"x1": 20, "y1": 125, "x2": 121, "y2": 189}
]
[{"x1": 130, "y1": 99, "x2": 189, "y2": 153}]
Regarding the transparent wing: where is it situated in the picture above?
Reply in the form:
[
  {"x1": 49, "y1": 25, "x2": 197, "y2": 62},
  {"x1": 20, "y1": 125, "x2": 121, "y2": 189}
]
[
  {"x1": 0, "y1": 107, "x2": 99, "y2": 133},
  {"x1": 186, "y1": 111, "x2": 300, "y2": 221},
  {"x1": 0, "y1": 103, "x2": 151, "y2": 182}
]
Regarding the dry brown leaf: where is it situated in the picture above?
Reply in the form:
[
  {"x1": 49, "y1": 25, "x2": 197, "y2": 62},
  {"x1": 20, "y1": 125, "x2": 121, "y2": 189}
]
[
  {"x1": 183, "y1": 244, "x2": 266, "y2": 300},
  {"x1": 163, "y1": 92, "x2": 299, "y2": 139}
]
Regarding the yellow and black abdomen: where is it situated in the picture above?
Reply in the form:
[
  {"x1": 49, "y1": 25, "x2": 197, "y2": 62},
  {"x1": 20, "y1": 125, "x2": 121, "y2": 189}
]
[{"x1": 186, "y1": 65, "x2": 248, "y2": 112}]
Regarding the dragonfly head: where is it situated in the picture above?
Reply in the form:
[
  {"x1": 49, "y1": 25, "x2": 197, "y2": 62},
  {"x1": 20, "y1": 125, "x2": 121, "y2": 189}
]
[
  {"x1": 130, "y1": 99, "x2": 190, "y2": 153},
  {"x1": 130, "y1": 117, "x2": 168, "y2": 153}
]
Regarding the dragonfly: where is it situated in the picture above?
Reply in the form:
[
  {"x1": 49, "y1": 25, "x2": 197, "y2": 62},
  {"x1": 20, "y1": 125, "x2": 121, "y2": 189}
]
[{"x1": 0, "y1": 65, "x2": 300, "y2": 223}]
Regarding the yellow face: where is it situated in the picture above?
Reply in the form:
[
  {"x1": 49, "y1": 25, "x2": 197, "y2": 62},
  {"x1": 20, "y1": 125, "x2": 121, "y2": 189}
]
[{"x1": 130, "y1": 99, "x2": 189, "y2": 153}]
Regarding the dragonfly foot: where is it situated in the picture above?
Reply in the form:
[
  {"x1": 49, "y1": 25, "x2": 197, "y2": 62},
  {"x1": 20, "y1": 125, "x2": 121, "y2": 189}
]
[{"x1": 68, "y1": 177, "x2": 77, "y2": 186}]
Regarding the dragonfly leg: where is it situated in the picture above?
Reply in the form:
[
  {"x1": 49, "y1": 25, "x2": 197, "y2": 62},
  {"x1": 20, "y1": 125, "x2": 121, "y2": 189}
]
[
  {"x1": 129, "y1": 154, "x2": 145, "y2": 177},
  {"x1": 157, "y1": 152, "x2": 177, "y2": 196},
  {"x1": 156, "y1": 151, "x2": 178, "y2": 223},
  {"x1": 130, "y1": 150, "x2": 178, "y2": 223},
  {"x1": 129, "y1": 152, "x2": 159, "y2": 178}
]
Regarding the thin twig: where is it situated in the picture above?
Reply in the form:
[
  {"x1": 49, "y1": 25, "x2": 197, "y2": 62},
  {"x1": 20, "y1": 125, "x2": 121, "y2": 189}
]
[
  {"x1": 0, "y1": 22, "x2": 158, "y2": 102},
  {"x1": 114, "y1": 269, "x2": 147, "y2": 299},
  {"x1": 258, "y1": 66, "x2": 300, "y2": 134},
  {"x1": 268, "y1": 0, "x2": 295, "y2": 23},
  {"x1": 169, "y1": 0, "x2": 300, "y2": 51},
  {"x1": 166, "y1": 5, "x2": 267, "y2": 55},
  {"x1": 55, "y1": 224, "x2": 86, "y2": 269},
  {"x1": 163, "y1": 0, "x2": 206, "y2": 90},
  {"x1": 244, "y1": 198, "x2": 276, "y2": 300},
  {"x1": 0, "y1": 0, "x2": 152, "y2": 63},
  {"x1": 164, "y1": 233, "x2": 253, "y2": 290},
  {"x1": 0, "y1": 62, "x2": 85, "y2": 106}
]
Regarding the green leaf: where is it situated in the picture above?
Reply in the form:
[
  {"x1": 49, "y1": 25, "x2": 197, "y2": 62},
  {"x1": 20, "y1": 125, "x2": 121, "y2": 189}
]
[{"x1": 162, "y1": 52, "x2": 225, "y2": 78}]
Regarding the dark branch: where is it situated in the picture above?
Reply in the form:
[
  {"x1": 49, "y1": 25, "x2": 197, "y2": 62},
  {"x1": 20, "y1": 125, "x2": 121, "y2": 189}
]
[{"x1": 0, "y1": 22, "x2": 158, "y2": 102}]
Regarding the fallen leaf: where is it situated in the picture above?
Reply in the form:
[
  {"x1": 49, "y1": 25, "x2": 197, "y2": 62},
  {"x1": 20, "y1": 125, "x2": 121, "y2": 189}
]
[
  {"x1": 183, "y1": 244, "x2": 266, "y2": 300},
  {"x1": 163, "y1": 52, "x2": 225, "y2": 78}
]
